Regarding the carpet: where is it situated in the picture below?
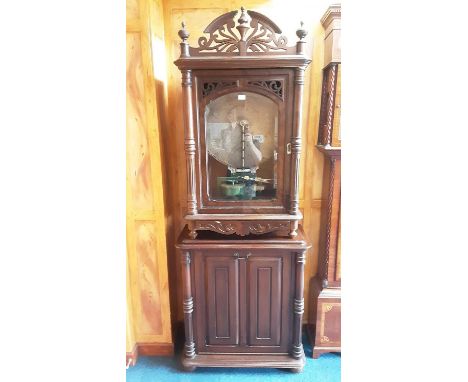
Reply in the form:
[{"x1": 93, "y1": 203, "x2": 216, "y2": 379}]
[{"x1": 126, "y1": 337, "x2": 341, "y2": 382}]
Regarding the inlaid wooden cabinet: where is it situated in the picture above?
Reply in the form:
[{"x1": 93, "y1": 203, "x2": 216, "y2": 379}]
[{"x1": 307, "y1": 4, "x2": 341, "y2": 359}]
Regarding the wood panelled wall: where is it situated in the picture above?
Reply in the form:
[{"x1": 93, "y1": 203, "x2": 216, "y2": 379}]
[
  {"x1": 126, "y1": 0, "x2": 172, "y2": 354},
  {"x1": 126, "y1": 1, "x2": 332, "y2": 353}
]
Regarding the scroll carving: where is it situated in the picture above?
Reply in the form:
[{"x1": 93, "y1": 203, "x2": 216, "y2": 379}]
[
  {"x1": 195, "y1": 221, "x2": 237, "y2": 235},
  {"x1": 189, "y1": 7, "x2": 290, "y2": 55},
  {"x1": 248, "y1": 222, "x2": 289, "y2": 234},
  {"x1": 202, "y1": 81, "x2": 237, "y2": 97},
  {"x1": 194, "y1": 220, "x2": 290, "y2": 236},
  {"x1": 247, "y1": 80, "x2": 283, "y2": 99}
]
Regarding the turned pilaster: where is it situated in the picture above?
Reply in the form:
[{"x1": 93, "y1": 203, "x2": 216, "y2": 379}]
[
  {"x1": 181, "y1": 251, "x2": 195, "y2": 358},
  {"x1": 289, "y1": 66, "x2": 306, "y2": 218},
  {"x1": 181, "y1": 69, "x2": 197, "y2": 218},
  {"x1": 291, "y1": 250, "x2": 306, "y2": 359}
]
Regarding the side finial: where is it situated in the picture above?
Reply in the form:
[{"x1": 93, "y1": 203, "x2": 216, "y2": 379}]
[
  {"x1": 178, "y1": 21, "x2": 190, "y2": 42},
  {"x1": 296, "y1": 21, "x2": 307, "y2": 40}
]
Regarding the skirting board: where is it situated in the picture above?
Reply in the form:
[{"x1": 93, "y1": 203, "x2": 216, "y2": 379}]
[
  {"x1": 126, "y1": 342, "x2": 174, "y2": 367},
  {"x1": 126, "y1": 344, "x2": 138, "y2": 368}
]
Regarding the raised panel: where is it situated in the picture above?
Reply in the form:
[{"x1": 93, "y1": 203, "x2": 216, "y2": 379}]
[
  {"x1": 201, "y1": 254, "x2": 239, "y2": 346},
  {"x1": 213, "y1": 267, "x2": 230, "y2": 338},
  {"x1": 247, "y1": 257, "x2": 282, "y2": 346}
]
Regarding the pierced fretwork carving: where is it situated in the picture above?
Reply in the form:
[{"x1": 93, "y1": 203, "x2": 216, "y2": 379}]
[
  {"x1": 202, "y1": 81, "x2": 237, "y2": 97},
  {"x1": 189, "y1": 7, "x2": 290, "y2": 56},
  {"x1": 247, "y1": 80, "x2": 283, "y2": 99}
]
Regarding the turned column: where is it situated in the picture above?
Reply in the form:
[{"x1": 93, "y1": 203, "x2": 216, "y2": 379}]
[
  {"x1": 291, "y1": 250, "x2": 306, "y2": 359},
  {"x1": 181, "y1": 69, "x2": 198, "y2": 238},
  {"x1": 181, "y1": 251, "x2": 195, "y2": 358},
  {"x1": 289, "y1": 66, "x2": 306, "y2": 236}
]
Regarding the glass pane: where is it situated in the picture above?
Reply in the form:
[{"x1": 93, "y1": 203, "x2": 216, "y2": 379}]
[{"x1": 205, "y1": 91, "x2": 278, "y2": 201}]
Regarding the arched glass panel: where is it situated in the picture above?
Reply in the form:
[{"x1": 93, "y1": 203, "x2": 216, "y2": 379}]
[{"x1": 205, "y1": 91, "x2": 279, "y2": 201}]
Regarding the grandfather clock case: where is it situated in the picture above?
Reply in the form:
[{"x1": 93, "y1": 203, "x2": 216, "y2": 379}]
[
  {"x1": 307, "y1": 4, "x2": 341, "y2": 359},
  {"x1": 175, "y1": 8, "x2": 311, "y2": 372}
]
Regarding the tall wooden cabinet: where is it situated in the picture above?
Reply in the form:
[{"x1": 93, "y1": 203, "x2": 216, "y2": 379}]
[
  {"x1": 174, "y1": 7, "x2": 311, "y2": 372},
  {"x1": 307, "y1": 4, "x2": 341, "y2": 359}
]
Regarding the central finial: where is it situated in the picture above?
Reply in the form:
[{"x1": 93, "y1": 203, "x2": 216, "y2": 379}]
[
  {"x1": 238, "y1": 6, "x2": 249, "y2": 25},
  {"x1": 237, "y1": 7, "x2": 250, "y2": 43}
]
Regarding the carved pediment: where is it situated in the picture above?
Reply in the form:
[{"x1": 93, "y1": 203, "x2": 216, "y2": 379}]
[{"x1": 178, "y1": 7, "x2": 307, "y2": 57}]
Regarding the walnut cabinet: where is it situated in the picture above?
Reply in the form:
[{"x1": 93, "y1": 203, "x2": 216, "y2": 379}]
[
  {"x1": 174, "y1": 7, "x2": 312, "y2": 372},
  {"x1": 176, "y1": 226, "x2": 310, "y2": 371}
]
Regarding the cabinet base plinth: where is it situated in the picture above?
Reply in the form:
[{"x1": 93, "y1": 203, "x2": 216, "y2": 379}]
[{"x1": 181, "y1": 352, "x2": 305, "y2": 370}]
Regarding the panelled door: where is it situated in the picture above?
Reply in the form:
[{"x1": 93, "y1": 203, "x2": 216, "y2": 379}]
[{"x1": 192, "y1": 249, "x2": 293, "y2": 354}]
